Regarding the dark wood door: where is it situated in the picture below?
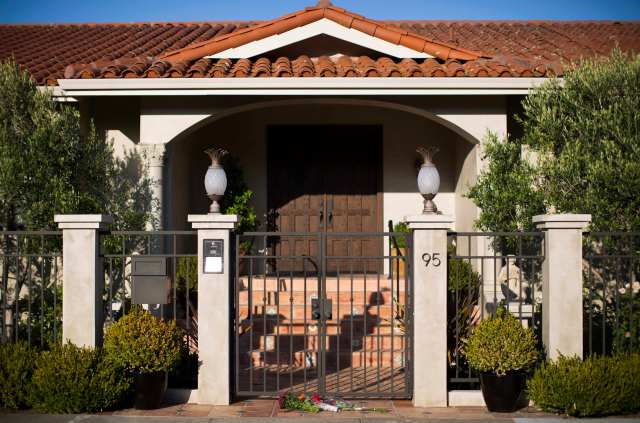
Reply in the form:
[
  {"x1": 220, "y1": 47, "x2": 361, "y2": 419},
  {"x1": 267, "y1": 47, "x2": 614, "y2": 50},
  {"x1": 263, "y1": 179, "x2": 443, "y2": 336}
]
[{"x1": 267, "y1": 125, "x2": 382, "y2": 271}]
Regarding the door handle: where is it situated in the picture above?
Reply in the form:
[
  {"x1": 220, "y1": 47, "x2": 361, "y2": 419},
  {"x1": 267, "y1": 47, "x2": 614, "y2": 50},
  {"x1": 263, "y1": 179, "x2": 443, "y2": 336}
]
[
  {"x1": 327, "y1": 198, "x2": 333, "y2": 223},
  {"x1": 319, "y1": 199, "x2": 324, "y2": 222}
]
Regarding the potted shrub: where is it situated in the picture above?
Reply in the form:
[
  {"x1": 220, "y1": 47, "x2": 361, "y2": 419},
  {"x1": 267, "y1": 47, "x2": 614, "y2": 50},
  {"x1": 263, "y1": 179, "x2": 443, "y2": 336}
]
[
  {"x1": 104, "y1": 308, "x2": 184, "y2": 410},
  {"x1": 464, "y1": 308, "x2": 539, "y2": 412}
]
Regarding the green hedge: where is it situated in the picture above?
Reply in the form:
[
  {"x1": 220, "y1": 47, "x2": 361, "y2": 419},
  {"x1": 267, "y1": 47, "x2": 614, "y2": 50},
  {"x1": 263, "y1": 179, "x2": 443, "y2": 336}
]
[
  {"x1": 29, "y1": 343, "x2": 131, "y2": 413},
  {"x1": 527, "y1": 354, "x2": 640, "y2": 417},
  {"x1": 0, "y1": 342, "x2": 38, "y2": 409}
]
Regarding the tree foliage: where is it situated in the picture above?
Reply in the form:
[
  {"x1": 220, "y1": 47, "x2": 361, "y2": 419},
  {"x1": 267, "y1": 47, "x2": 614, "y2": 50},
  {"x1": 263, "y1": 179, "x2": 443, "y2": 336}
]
[
  {"x1": 468, "y1": 50, "x2": 640, "y2": 232},
  {"x1": 0, "y1": 58, "x2": 153, "y2": 230}
]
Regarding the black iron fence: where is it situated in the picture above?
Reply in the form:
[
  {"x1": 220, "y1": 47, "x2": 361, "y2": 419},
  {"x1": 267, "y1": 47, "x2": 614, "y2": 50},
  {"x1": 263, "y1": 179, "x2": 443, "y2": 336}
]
[
  {"x1": 583, "y1": 232, "x2": 639, "y2": 356},
  {"x1": 0, "y1": 231, "x2": 63, "y2": 347},
  {"x1": 100, "y1": 230, "x2": 199, "y2": 388},
  {"x1": 234, "y1": 231, "x2": 412, "y2": 398},
  {"x1": 100, "y1": 231, "x2": 198, "y2": 350},
  {"x1": 447, "y1": 231, "x2": 545, "y2": 389}
]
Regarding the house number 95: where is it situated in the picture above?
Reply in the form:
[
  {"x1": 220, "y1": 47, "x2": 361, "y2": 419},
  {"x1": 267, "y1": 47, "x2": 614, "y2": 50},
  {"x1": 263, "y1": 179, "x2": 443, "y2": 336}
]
[{"x1": 422, "y1": 253, "x2": 441, "y2": 267}]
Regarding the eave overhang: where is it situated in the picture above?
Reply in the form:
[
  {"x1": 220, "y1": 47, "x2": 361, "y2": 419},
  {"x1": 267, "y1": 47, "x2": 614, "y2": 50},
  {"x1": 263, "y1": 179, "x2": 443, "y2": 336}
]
[{"x1": 56, "y1": 77, "x2": 553, "y2": 96}]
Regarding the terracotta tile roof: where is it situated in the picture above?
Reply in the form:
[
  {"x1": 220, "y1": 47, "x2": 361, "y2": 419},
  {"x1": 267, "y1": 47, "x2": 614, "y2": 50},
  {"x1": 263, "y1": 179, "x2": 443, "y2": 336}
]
[
  {"x1": 0, "y1": 21, "x2": 254, "y2": 85},
  {"x1": 1, "y1": 15, "x2": 639, "y2": 84}
]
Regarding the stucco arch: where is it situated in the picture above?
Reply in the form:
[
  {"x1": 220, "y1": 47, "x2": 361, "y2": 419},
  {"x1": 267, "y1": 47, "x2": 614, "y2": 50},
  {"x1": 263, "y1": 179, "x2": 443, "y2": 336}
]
[
  {"x1": 164, "y1": 98, "x2": 483, "y2": 236},
  {"x1": 156, "y1": 98, "x2": 482, "y2": 147}
]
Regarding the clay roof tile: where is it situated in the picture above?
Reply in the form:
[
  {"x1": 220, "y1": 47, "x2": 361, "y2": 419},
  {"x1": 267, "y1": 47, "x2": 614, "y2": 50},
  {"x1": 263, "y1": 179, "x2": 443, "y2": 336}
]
[
  {"x1": 356, "y1": 56, "x2": 379, "y2": 77},
  {"x1": 166, "y1": 60, "x2": 189, "y2": 78},
  {"x1": 316, "y1": 56, "x2": 336, "y2": 77},
  {"x1": 208, "y1": 58, "x2": 232, "y2": 77},
  {"x1": 272, "y1": 57, "x2": 293, "y2": 77},
  {"x1": 398, "y1": 58, "x2": 423, "y2": 77},
  {"x1": 187, "y1": 58, "x2": 213, "y2": 77},
  {"x1": 251, "y1": 57, "x2": 271, "y2": 77},
  {"x1": 292, "y1": 55, "x2": 315, "y2": 77},
  {"x1": 335, "y1": 55, "x2": 358, "y2": 77},
  {"x1": 230, "y1": 58, "x2": 251, "y2": 77},
  {"x1": 144, "y1": 60, "x2": 171, "y2": 78}
]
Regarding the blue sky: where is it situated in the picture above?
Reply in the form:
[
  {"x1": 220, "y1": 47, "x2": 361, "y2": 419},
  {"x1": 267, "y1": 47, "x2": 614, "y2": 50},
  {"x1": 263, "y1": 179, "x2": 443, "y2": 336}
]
[{"x1": 1, "y1": 0, "x2": 639, "y2": 23}]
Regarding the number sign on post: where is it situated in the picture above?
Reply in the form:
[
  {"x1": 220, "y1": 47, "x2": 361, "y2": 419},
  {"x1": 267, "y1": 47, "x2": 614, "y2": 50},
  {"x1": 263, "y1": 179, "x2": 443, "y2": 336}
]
[{"x1": 422, "y1": 252, "x2": 441, "y2": 267}]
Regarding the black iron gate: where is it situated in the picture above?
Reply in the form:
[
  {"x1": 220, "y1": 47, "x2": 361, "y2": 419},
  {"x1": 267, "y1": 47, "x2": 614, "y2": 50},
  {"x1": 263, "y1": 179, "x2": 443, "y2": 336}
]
[{"x1": 234, "y1": 231, "x2": 412, "y2": 398}]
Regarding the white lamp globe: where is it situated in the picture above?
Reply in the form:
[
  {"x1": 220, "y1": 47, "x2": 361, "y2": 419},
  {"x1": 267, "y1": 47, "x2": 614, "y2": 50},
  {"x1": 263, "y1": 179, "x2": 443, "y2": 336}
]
[
  {"x1": 204, "y1": 166, "x2": 227, "y2": 197},
  {"x1": 417, "y1": 163, "x2": 440, "y2": 196}
]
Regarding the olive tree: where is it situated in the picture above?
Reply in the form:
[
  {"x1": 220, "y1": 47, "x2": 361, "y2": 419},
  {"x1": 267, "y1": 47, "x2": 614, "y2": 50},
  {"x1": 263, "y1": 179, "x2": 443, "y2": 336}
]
[
  {"x1": 0, "y1": 59, "x2": 154, "y2": 344},
  {"x1": 468, "y1": 50, "x2": 640, "y2": 232}
]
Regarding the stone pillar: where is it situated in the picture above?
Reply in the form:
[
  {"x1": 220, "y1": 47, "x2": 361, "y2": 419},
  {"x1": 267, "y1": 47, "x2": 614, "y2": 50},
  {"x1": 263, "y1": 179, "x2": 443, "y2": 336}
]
[
  {"x1": 533, "y1": 214, "x2": 591, "y2": 360},
  {"x1": 141, "y1": 143, "x2": 166, "y2": 230},
  {"x1": 406, "y1": 214, "x2": 455, "y2": 407},
  {"x1": 188, "y1": 213, "x2": 238, "y2": 405},
  {"x1": 54, "y1": 214, "x2": 112, "y2": 347}
]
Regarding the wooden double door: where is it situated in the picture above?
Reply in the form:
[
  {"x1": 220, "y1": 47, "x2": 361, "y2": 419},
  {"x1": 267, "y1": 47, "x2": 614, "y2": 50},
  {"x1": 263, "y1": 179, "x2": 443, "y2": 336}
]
[{"x1": 267, "y1": 125, "x2": 382, "y2": 272}]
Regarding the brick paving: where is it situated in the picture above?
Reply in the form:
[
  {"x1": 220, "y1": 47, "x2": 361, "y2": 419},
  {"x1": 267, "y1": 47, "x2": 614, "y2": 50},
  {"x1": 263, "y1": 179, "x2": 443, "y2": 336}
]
[{"x1": 103, "y1": 399, "x2": 553, "y2": 419}]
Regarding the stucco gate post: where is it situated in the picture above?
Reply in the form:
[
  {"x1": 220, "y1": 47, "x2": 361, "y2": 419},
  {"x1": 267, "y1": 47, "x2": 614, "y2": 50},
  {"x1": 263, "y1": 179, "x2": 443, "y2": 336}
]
[
  {"x1": 54, "y1": 214, "x2": 113, "y2": 347},
  {"x1": 406, "y1": 214, "x2": 455, "y2": 407},
  {"x1": 533, "y1": 214, "x2": 591, "y2": 360},
  {"x1": 188, "y1": 213, "x2": 238, "y2": 405}
]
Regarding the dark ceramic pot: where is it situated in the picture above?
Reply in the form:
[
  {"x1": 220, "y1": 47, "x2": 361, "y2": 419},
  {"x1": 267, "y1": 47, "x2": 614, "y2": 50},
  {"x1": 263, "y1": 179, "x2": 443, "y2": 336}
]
[
  {"x1": 480, "y1": 372, "x2": 526, "y2": 412},
  {"x1": 134, "y1": 370, "x2": 167, "y2": 410}
]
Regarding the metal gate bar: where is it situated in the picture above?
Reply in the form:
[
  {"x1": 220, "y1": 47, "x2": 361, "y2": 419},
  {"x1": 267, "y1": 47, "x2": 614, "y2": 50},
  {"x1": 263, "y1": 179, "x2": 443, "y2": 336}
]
[{"x1": 234, "y1": 231, "x2": 412, "y2": 398}]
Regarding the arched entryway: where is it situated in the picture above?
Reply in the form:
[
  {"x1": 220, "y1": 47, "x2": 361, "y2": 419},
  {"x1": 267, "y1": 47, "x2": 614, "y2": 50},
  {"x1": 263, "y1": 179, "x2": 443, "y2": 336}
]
[{"x1": 165, "y1": 100, "x2": 478, "y2": 237}]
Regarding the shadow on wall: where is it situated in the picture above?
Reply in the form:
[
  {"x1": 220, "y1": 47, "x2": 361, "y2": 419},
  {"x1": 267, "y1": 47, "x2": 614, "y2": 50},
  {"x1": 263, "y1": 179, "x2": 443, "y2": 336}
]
[{"x1": 167, "y1": 103, "x2": 477, "y2": 230}]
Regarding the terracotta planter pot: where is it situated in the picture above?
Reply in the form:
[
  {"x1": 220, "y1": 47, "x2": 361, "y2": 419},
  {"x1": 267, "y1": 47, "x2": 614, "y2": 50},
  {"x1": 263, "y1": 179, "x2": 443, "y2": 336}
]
[
  {"x1": 480, "y1": 372, "x2": 526, "y2": 412},
  {"x1": 391, "y1": 247, "x2": 406, "y2": 278},
  {"x1": 134, "y1": 370, "x2": 167, "y2": 410}
]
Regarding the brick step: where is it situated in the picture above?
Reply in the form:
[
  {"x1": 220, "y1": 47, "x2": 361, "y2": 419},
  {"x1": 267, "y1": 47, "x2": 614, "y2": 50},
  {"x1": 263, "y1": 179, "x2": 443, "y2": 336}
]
[
  {"x1": 237, "y1": 278, "x2": 406, "y2": 292},
  {"x1": 241, "y1": 350, "x2": 406, "y2": 368},
  {"x1": 240, "y1": 304, "x2": 399, "y2": 320},
  {"x1": 242, "y1": 333, "x2": 406, "y2": 351},
  {"x1": 238, "y1": 290, "x2": 405, "y2": 306},
  {"x1": 241, "y1": 319, "x2": 403, "y2": 336}
]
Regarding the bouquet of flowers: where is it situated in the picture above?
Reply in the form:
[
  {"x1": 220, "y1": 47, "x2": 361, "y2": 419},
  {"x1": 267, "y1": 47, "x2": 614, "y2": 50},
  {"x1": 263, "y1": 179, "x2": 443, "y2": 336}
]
[
  {"x1": 278, "y1": 392, "x2": 320, "y2": 413},
  {"x1": 278, "y1": 392, "x2": 389, "y2": 413}
]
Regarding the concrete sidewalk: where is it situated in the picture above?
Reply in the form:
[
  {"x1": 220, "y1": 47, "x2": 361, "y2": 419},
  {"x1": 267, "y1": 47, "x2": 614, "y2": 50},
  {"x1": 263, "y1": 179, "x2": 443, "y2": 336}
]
[
  {"x1": 2, "y1": 414, "x2": 640, "y2": 423},
  {"x1": 1, "y1": 401, "x2": 639, "y2": 423}
]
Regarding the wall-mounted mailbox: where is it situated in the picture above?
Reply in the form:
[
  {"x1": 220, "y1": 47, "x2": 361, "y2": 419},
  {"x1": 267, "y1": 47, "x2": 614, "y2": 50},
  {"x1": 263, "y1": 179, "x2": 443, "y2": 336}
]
[{"x1": 131, "y1": 256, "x2": 170, "y2": 304}]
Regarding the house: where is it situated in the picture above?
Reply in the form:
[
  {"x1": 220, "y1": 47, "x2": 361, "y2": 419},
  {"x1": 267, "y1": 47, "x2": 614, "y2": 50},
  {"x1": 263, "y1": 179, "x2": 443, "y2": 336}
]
[{"x1": 3, "y1": 1, "x2": 638, "y2": 405}]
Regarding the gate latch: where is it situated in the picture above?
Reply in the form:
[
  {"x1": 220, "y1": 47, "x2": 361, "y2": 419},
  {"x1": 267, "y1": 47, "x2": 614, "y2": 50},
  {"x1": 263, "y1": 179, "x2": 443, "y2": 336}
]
[{"x1": 311, "y1": 298, "x2": 332, "y2": 320}]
